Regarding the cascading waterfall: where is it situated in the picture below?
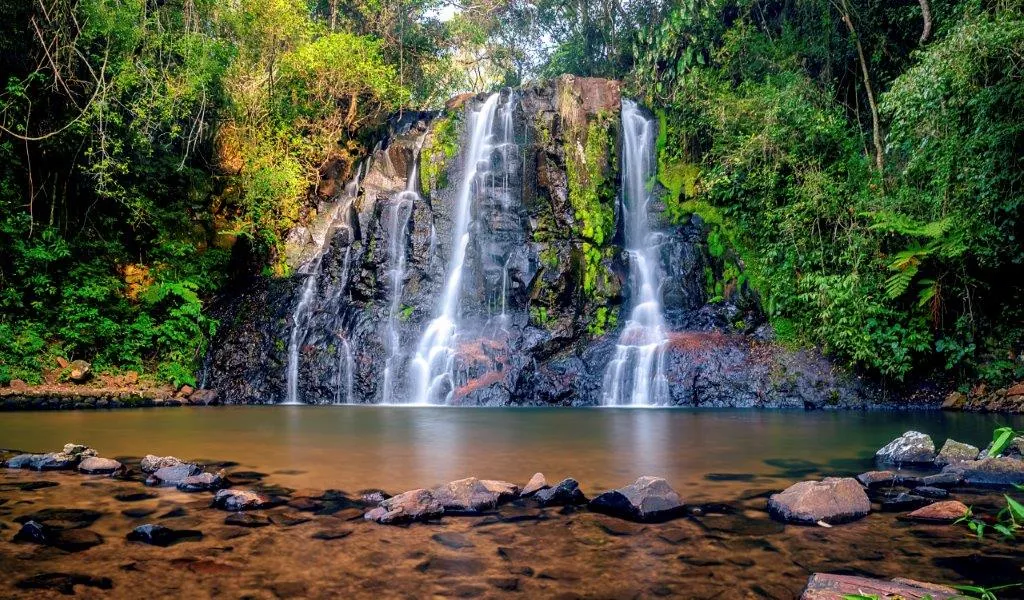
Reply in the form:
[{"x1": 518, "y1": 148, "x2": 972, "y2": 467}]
[
  {"x1": 381, "y1": 140, "x2": 424, "y2": 404},
  {"x1": 283, "y1": 167, "x2": 361, "y2": 405},
  {"x1": 410, "y1": 93, "x2": 501, "y2": 405},
  {"x1": 602, "y1": 99, "x2": 670, "y2": 407}
]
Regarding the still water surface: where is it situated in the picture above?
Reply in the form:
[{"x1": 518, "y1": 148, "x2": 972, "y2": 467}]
[{"x1": 2, "y1": 407, "x2": 1019, "y2": 498}]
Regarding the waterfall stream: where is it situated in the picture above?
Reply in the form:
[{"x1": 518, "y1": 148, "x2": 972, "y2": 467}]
[
  {"x1": 602, "y1": 99, "x2": 670, "y2": 406},
  {"x1": 410, "y1": 93, "x2": 501, "y2": 405}
]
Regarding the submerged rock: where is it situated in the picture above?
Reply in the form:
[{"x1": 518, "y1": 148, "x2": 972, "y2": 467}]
[
  {"x1": 127, "y1": 524, "x2": 203, "y2": 546},
  {"x1": 589, "y1": 476, "x2": 686, "y2": 523},
  {"x1": 5, "y1": 454, "x2": 47, "y2": 469},
  {"x1": 855, "y1": 470, "x2": 896, "y2": 488},
  {"x1": 768, "y1": 478, "x2": 870, "y2": 524},
  {"x1": 365, "y1": 488, "x2": 444, "y2": 524},
  {"x1": 903, "y1": 500, "x2": 969, "y2": 523},
  {"x1": 213, "y1": 489, "x2": 272, "y2": 511},
  {"x1": 225, "y1": 513, "x2": 271, "y2": 527},
  {"x1": 431, "y1": 477, "x2": 520, "y2": 513},
  {"x1": 139, "y1": 455, "x2": 184, "y2": 473},
  {"x1": 15, "y1": 573, "x2": 113, "y2": 595},
  {"x1": 941, "y1": 457, "x2": 1024, "y2": 487},
  {"x1": 875, "y1": 431, "x2": 935, "y2": 465},
  {"x1": 521, "y1": 473, "x2": 548, "y2": 497},
  {"x1": 78, "y1": 457, "x2": 123, "y2": 475},
  {"x1": 146, "y1": 463, "x2": 202, "y2": 486},
  {"x1": 979, "y1": 436, "x2": 1024, "y2": 459},
  {"x1": 14, "y1": 521, "x2": 104, "y2": 552},
  {"x1": 878, "y1": 492, "x2": 930, "y2": 512},
  {"x1": 801, "y1": 573, "x2": 956, "y2": 599},
  {"x1": 934, "y1": 439, "x2": 980, "y2": 467},
  {"x1": 533, "y1": 478, "x2": 587, "y2": 507}
]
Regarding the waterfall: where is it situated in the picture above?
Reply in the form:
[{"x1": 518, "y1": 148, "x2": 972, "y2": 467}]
[
  {"x1": 602, "y1": 99, "x2": 670, "y2": 407},
  {"x1": 410, "y1": 93, "x2": 501, "y2": 405},
  {"x1": 282, "y1": 167, "x2": 361, "y2": 405},
  {"x1": 381, "y1": 140, "x2": 424, "y2": 404}
]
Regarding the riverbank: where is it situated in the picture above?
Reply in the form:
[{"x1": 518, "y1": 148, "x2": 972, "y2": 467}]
[{"x1": 0, "y1": 383, "x2": 218, "y2": 411}]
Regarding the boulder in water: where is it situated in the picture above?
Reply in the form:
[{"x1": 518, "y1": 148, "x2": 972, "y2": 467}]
[
  {"x1": 941, "y1": 457, "x2": 1024, "y2": 487},
  {"x1": 589, "y1": 476, "x2": 686, "y2": 523},
  {"x1": 521, "y1": 473, "x2": 548, "y2": 497},
  {"x1": 213, "y1": 488, "x2": 272, "y2": 511},
  {"x1": 855, "y1": 470, "x2": 896, "y2": 488},
  {"x1": 431, "y1": 477, "x2": 520, "y2": 513},
  {"x1": 127, "y1": 523, "x2": 203, "y2": 546},
  {"x1": 934, "y1": 439, "x2": 980, "y2": 467},
  {"x1": 801, "y1": 573, "x2": 957, "y2": 599},
  {"x1": 78, "y1": 457, "x2": 123, "y2": 475},
  {"x1": 176, "y1": 471, "x2": 226, "y2": 492},
  {"x1": 902, "y1": 500, "x2": 969, "y2": 523},
  {"x1": 146, "y1": 463, "x2": 202, "y2": 486},
  {"x1": 364, "y1": 489, "x2": 444, "y2": 524},
  {"x1": 768, "y1": 477, "x2": 870, "y2": 524},
  {"x1": 139, "y1": 454, "x2": 184, "y2": 473},
  {"x1": 875, "y1": 431, "x2": 935, "y2": 465},
  {"x1": 533, "y1": 478, "x2": 587, "y2": 507}
]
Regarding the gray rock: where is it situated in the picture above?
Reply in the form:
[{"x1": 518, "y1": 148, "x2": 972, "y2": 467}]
[
  {"x1": 921, "y1": 472, "x2": 963, "y2": 488},
  {"x1": 13, "y1": 520, "x2": 48, "y2": 544},
  {"x1": 934, "y1": 439, "x2": 980, "y2": 467},
  {"x1": 139, "y1": 455, "x2": 183, "y2": 473},
  {"x1": 146, "y1": 463, "x2": 202, "y2": 486},
  {"x1": 533, "y1": 478, "x2": 586, "y2": 507},
  {"x1": 67, "y1": 360, "x2": 92, "y2": 383},
  {"x1": 801, "y1": 573, "x2": 957, "y2": 599},
  {"x1": 855, "y1": 470, "x2": 896, "y2": 488},
  {"x1": 978, "y1": 436, "x2": 1024, "y2": 459},
  {"x1": 364, "y1": 488, "x2": 444, "y2": 524},
  {"x1": 875, "y1": 431, "x2": 936, "y2": 465},
  {"x1": 431, "y1": 477, "x2": 520, "y2": 513},
  {"x1": 914, "y1": 486, "x2": 949, "y2": 499},
  {"x1": 768, "y1": 477, "x2": 870, "y2": 524},
  {"x1": 176, "y1": 471, "x2": 226, "y2": 492},
  {"x1": 521, "y1": 473, "x2": 548, "y2": 497},
  {"x1": 941, "y1": 457, "x2": 1024, "y2": 488},
  {"x1": 213, "y1": 488, "x2": 271, "y2": 511},
  {"x1": 5, "y1": 454, "x2": 47, "y2": 469},
  {"x1": 78, "y1": 457, "x2": 123, "y2": 475},
  {"x1": 589, "y1": 476, "x2": 686, "y2": 523}
]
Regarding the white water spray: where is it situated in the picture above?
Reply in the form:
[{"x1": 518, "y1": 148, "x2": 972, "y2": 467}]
[
  {"x1": 410, "y1": 93, "x2": 501, "y2": 405},
  {"x1": 602, "y1": 99, "x2": 670, "y2": 406}
]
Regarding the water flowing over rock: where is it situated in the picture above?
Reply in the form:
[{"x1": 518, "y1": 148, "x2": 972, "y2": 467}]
[
  {"x1": 203, "y1": 76, "x2": 884, "y2": 407},
  {"x1": 602, "y1": 101, "x2": 669, "y2": 406}
]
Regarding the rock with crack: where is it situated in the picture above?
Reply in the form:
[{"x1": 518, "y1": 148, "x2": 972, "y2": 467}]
[
  {"x1": 768, "y1": 477, "x2": 870, "y2": 525},
  {"x1": 589, "y1": 476, "x2": 686, "y2": 523}
]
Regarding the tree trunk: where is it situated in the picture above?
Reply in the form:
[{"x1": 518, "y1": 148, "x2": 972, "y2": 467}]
[
  {"x1": 839, "y1": 0, "x2": 884, "y2": 172},
  {"x1": 918, "y1": 0, "x2": 932, "y2": 43}
]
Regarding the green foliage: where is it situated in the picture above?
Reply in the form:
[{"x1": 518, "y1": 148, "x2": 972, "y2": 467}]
[
  {"x1": 989, "y1": 427, "x2": 1024, "y2": 458},
  {"x1": 420, "y1": 113, "x2": 460, "y2": 191},
  {"x1": 565, "y1": 116, "x2": 617, "y2": 297},
  {"x1": 587, "y1": 306, "x2": 619, "y2": 337}
]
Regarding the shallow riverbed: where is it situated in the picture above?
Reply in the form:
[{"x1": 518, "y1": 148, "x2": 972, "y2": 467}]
[{"x1": 1, "y1": 407, "x2": 1023, "y2": 598}]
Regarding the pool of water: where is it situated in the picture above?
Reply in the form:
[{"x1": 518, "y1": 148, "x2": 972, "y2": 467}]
[{"x1": 1, "y1": 407, "x2": 1019, "y2": 499}]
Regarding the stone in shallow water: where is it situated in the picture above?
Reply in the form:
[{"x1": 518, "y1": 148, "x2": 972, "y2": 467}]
[
  {"x1": 921, "y1": 472, "x2": 963, "y2": 488},
  {"x1": 15, "y1": 521, "x2": 105, "y2": 552},
  {"x1": 139, "y1": 455, "x2": 183, "y2": 473},
  {"x1": 127, "y1": 523, "x2": 203, "y2": 546},
  {"x1": 941, "y1": 457, "x2": 1024, "y2": 487},
  {"x1": 431, "y1": 477, "x2": 520, "y2": 513},
  {"x1": 176, "y1": 471, "x2": 226, "y2": 492},
  {"x1": 767, "y1": 477, "x2": 870, "y2": 524},
  {"x1": 269, "y1": 512, "x2": 310, "y2": 527},
  {"x1": 521, "y1": 473, "x2": 547, "y2": 497},
  {"x1": 16, "y1": 573, "x2": 113, "y2": 595},
  {"x1": 364, "y1": 488, "x2": 444, "y2": 524},
  {"x1": 914, "y1": 486, "x2": 949, "y2": 499},
  {"x1": 224, "y1": 513, "x2": 271, "y2": 527},
  {"x1": 115, "y1": 491, "x2": 158, "y2": 502},
  {"x1": 801, "y1": 573, "x2": 956, "y2": 599},
  {"x1": 879, "y1": 492, "x2": 931, "y2": 512},
  {"x1": 432, "y1": 532, "x2": 475, "y2": 549},
  {"x1": 16, "y1": 508, "x2": 103, "y2": 530},
  {"x1": 934, "y1": 439, "x2": 980, "y2": 467},
  {"x1": 589, "y1": 476, "x2": 686, "y2": 523},
  {"x1": 875, "y1": 431, "x2": 936, "y2": 465},
  {"x1": 312, "y1": 528, "x2": 353, "y2": 540},
  {"x1": 78, "y1": 457, "x2": 123, "y2": 475},
  {"x1": 856, "y1": 470, "x2": 897, "y2": 488},
  {"x1": 902, "y1": 500, "x2": 969, "y2": 523},
  {"x1": 146, "y1": 463, "x2": 202, "y2": 486},
  {"x1": 213, "y1": 488, "x2": 272, "y2": 511},
  {"x1": 533, "y1": 478, "x2": 587, "y2": 507}
]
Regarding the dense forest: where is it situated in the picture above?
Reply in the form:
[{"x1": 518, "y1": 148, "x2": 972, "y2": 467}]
[{"x1": 0, "y1": 0, "x2": 1021, "y2": 390}]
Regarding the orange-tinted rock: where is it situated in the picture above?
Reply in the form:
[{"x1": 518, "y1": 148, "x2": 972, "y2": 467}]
[{"x1": 904, "y1": 500, "x2": 969, "y2": 523}]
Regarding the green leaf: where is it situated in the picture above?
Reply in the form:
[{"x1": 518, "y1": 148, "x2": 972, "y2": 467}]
[{"x1": 989, "y1": 427, "x2": 1016, "y2": 457}]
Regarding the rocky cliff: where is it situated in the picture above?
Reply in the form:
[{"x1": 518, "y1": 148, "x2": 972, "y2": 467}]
[{"x1": 204, "y1": 76, "x2": 880, "y2": 408}]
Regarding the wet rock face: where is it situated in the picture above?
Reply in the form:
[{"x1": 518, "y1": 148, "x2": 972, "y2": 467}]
[
  {"x1": 589, "y1": 476, "x2": 685, "y2": 523},
  {"x1": 213, "y1": 489, "x2": 272, "y2": 511},
  {"x1": 934, "y1": 439, "x2": 980, "y2": 466},
  {"x1": 431, "y1": 478, "x2": 519, "y2": 514},
  {"x1": 876, "y1": 431, "x2": 936, "y2": 465},
  {"x1": 941, "y1": 457, "x2": 1024, "y2": 487},
  {"x1": 364, "y1": 488, "x2": 445, "y2": 524},
  {"x1": 533, "y1": 478, "x2": 587, "y2": 507},
  {"x1": 767, "y1": 478, "x2": 870, "y2": 525}
]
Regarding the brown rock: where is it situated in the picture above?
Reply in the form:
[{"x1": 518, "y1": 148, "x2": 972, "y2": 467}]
[
  {"x1": 55, "y1": 357, "x2": 69, "y2": 369},
  {"x1": 431, "y1": 477, "x2": 519, "y2": 513},
  {"x1": 941, "y1": 391, "x2": 966, "y2": 410},
  {"x1": 178, "y1": 384, "x2": 195, "y2": 397},
  {"x1": 68, "y1": 360, "x2": 92, "y2": 383},
  {"x1": 78, "y1": 457, "x2": 124, "y2": 475},
  {"x1": 904, "y1": 500, "x2": 969, "y2": 523},
  {"x1": 521, "y1": 473, "x2": 548, "y2": 497},
  {"x1": 1007, "y1": 382, "x2": 1024, "y2": 397},
  {"x1": 364, "y1": 488, "x2": 444, "y2": 524},
  {"x1": 768, "y1": 478, "x2": 870, "y2": 524},
  {"x1": 802, "y1": 573, "x2": 956, "y2": 599},
  {"x1": 9, "y1": 379, "x2": 28, "y2": 390},
  {"x1": 124, "y1": 371, "x2": 139, "y2": 385}
]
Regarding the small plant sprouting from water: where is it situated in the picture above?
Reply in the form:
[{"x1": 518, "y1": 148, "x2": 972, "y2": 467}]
[
  {"x1": 955, "y1": 494, "x2": 1024, "y2": 541},
  {"x1": 987, "y1": 426, "x2": 1023, "y2": 458}
]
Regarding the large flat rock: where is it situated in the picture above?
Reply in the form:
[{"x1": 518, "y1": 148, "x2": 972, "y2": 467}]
[
  {"x1": 768, "y1": 478, "x2": 870, "y2": 524},
  {"x1": 801, "y1": 573, "x2": 956, "y2": 599}
]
